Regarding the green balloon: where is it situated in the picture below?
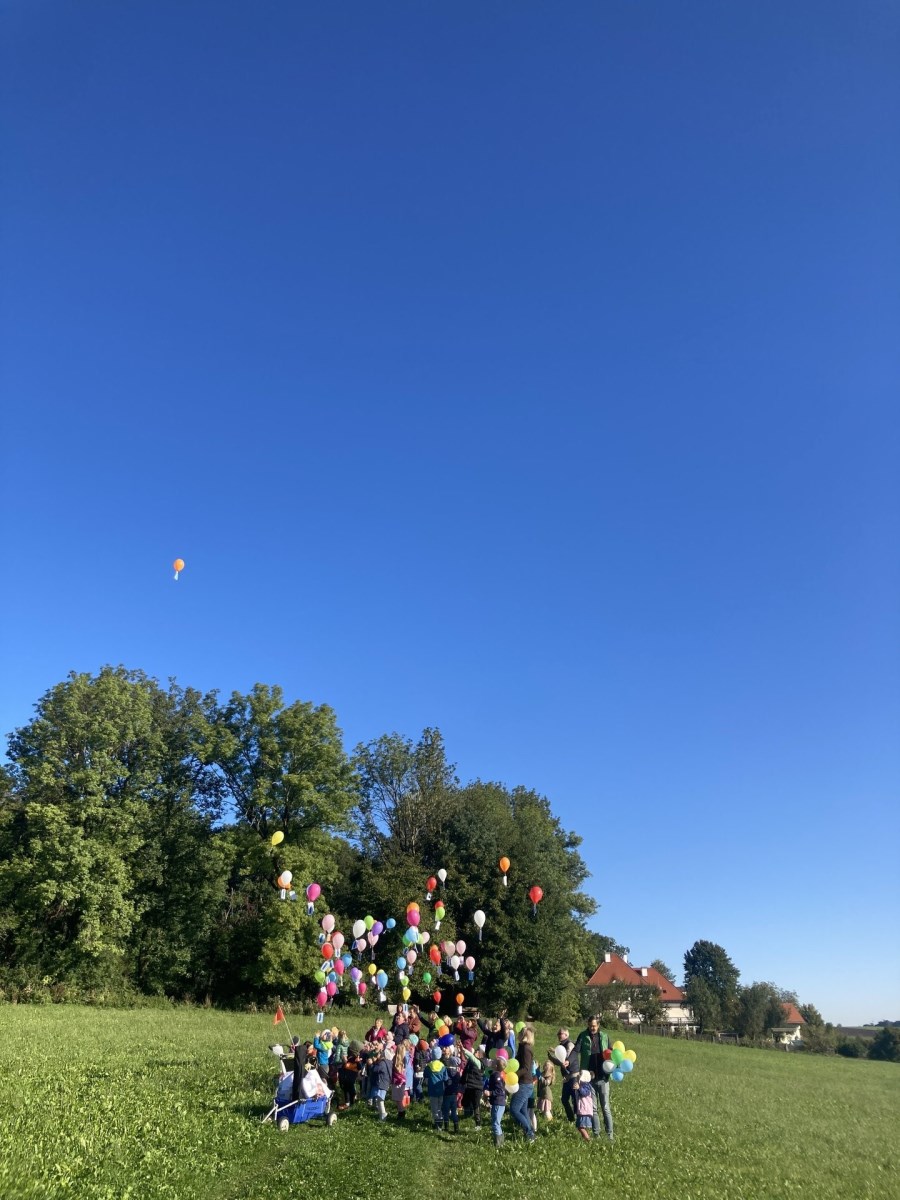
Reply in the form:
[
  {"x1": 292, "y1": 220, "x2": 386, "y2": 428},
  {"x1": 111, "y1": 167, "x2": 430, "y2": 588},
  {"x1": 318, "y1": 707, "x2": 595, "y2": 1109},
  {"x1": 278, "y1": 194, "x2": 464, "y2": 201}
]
[
  {"x1": 507, "y1": 1058, "x2": 520, "y2": 1073},
  {"x1": 314, "y1": 970, "x2": 326, "y2": 985},
  {"x1": 364, "y1": 915, "x2": 375, "y2": 930},
  {"x1": 422, "y1": 971, "x2": 432, "y2": 985},
  {"x1": 515, "y1": 1021, "x2": 526, "y2": 1034},
  {"x1": 611, "y1": 1049, "x2": 624, "y2": 1065}
]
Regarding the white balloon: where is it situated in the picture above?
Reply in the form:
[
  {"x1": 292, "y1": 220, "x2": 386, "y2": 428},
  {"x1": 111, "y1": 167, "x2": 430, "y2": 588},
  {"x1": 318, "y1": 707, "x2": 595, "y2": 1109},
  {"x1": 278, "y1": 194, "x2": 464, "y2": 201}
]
[
  {"x1": 473, "y1": 910, "x2": 486, "y2": 929},
  {"x1": 437, "y1": 869, "x2": 447, "y2": 883},
  {"x1": 352, "y1": 919, "x2": 366, "y2": 940},
  {"x1": 554, "y1": 1044, "x2": 568, "y2": 1064}
]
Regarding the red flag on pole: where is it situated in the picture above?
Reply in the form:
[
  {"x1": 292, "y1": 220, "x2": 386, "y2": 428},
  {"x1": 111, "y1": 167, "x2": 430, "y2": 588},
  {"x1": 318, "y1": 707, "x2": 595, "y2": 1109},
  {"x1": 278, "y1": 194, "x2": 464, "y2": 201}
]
[{"x1": 273, "y1": 1005, "x2": 285, "y2": 1026}]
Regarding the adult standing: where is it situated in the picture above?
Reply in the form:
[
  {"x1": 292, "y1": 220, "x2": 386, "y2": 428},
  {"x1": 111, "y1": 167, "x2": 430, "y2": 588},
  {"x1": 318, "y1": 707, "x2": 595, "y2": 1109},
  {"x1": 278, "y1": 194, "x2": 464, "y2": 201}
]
[
  {"x1": 508, "y1": 1026, "x2": 536, "y2": 1143},
  {"x1": 476, "y1": 1012, "x2": 506, "y2": 1057},
  {"x1": 556, "y1": 1026, "x2": 577, "y2": 1122},
  {"x1": 573, "y1": 1016, "x2": 614, "y2": 1141}
]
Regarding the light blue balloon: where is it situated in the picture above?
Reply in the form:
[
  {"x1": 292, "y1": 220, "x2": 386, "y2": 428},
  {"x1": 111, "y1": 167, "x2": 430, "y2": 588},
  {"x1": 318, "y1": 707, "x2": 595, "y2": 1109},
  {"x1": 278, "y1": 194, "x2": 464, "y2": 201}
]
[
  {"x1": 376, "y1": 970, "x2": 388, "y2": 989},
  {"x1": 386, "y1": 918, "x2": 396, "y2": 930},
  {"x1": 432, "y1": 1045, "x2": 443, "y2": 1060},
  {"x1": 611, "y1": 1069, "x2": 624, "y2": 1082},
  {"x1": 620, "y1": 1059, "x2": 633, "y2": 1073},
  {"x1": 396, "y1": 957, "x2": 407, "y2": 971},
  {"x1": 342, "y1": 953, "x2": 353, "y2": 967}
]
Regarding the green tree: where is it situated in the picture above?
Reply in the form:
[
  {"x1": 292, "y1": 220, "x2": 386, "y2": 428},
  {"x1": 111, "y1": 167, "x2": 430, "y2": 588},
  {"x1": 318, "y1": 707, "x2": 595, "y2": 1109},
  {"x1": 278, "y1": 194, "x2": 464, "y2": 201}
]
[
  {"x1": 650, "y1": 958, "x2": 675, "y2": 982},
  {"x1": 584, "y1": 931, "x2": 630, "y2": 971},
  {"x1": 0, "y1": 668, "x2": 224, "y2": 995},
  {"x1": 799, "y1": 1002, "x2": 824, "y2": 1026},
  {"x1": 685, "y1": 975, "x2": 723, "y2": 1032},
  {"x1": 200, "y1": 684, "x2": 358, "y2": 1001},
  {"x1": 353, "y1": 729, "x2": 457, "y2": 861},
  {"x1": 684, "y1": 940, "x2": 740, "y2": 1029},
  {"x1": 630, "y1": 984, "x2": 665, "y2": 1025},
  {"x1": 868, "y1": 1025, "x2": 900, "y2": 1063},
  {"x1": 734, "y1": 982, "x2": 785, "y2": 1039}
]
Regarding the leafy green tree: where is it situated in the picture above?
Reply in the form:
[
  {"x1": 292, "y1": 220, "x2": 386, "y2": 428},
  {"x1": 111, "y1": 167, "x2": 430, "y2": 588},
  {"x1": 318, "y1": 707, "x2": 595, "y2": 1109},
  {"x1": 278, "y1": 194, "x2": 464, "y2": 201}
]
[
  {"x1": 685, "y1": 975, "x2": 723, "y2": 1032},
  {"x1": 584, "y1": 931, "x2": 630, "y2": 971},
  {"x1": 630, "y1": 985, "x2": 665, "y2": 1025},
  {"x1": 0, "y1": 668, "x2": 224, "y2": 995},
  {"x1": 650, "y1": 958, "x2": 675, "y2": 982},
  {"x1": 200, "y1": 684, "x2": 359, "y2": 1001},
  {"x1": 734, "y1": 982, "x2": 786, "y2": 1039},
  {"x1": 799, "y1": 1002, "x2": 824, "y2": 1026},
  {"x1": 684, "y1": 940, "x2": 740, "y2": 1028},
  {"x1": 868, "y1": 1025, "x2": 900, "y2": 1063},
  {"x1": 353, "y1": 729, "x2": 457, "y2": 861}
]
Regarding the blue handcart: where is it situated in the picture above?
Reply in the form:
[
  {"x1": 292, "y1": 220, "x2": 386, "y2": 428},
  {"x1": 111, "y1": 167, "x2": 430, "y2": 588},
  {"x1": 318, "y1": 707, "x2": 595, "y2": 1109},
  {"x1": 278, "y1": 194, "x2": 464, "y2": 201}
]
[{"x1": 263, "y1": 1071, "x2": 338, "y2": 1133}]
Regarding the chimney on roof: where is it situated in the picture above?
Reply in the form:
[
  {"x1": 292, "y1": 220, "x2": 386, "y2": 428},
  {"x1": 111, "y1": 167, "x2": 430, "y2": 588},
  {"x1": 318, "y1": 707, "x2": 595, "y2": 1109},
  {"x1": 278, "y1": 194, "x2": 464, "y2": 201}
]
[
  {"x1": 604, "y1": 953, "x2": 611, "y2": 963},
  {"x1": 622, "y1": 953, "x2": 628, "y2": 963},
  {"x1": 641, "y1": 967, "x2": 648, "y2": 977}
]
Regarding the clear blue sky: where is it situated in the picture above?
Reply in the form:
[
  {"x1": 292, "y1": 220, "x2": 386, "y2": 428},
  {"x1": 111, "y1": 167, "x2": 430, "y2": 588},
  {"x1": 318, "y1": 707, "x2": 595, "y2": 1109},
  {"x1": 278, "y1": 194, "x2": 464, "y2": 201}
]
[{"x1": 2, "y1": 2, "x2": 898, "y2": 1025}]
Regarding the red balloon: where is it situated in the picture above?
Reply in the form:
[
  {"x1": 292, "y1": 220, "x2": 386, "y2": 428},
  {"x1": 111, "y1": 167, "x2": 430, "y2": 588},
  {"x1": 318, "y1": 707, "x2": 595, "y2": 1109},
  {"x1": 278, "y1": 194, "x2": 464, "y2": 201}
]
[
  {"x1": 429, "y1": 946, "x2": 441, "y2": 964},
  {"x1": 433, "y1": 990, "x2": 442, "y2": 1004},
  {"x1": 529, "y1": 886, "x2": 543, "y2": 905},
  {"x1": 602, "y1": 1048, "x2": 612, "y2": 1060},
  {"x1": 321, "y1": 943, "x2": 334, "y2": 960},
  {"x1": 426, "y1": 876, "x2": 437, "y2": 892}
]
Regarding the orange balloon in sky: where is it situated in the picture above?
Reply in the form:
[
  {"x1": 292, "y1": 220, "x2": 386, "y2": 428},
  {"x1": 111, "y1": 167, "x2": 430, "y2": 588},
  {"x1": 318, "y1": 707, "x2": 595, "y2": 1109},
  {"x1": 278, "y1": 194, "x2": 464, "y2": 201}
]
[{"x1": 173, "y1": 558, "x2": 185, "y2": 580}]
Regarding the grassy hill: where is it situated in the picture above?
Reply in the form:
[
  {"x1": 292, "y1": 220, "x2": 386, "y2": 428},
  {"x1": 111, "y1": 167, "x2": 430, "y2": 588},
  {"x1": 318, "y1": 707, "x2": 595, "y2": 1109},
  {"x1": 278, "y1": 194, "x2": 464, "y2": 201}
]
[{"x1": 0, "y1": 1005, "x2": 897, "y2": 1200}]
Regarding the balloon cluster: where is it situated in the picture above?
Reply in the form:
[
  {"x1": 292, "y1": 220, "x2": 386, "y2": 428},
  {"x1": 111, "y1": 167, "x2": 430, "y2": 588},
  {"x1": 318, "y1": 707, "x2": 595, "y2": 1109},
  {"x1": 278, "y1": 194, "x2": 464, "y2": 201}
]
[{"x1": 602, "y1": 1040, "x2": 637, "y2": 1082}]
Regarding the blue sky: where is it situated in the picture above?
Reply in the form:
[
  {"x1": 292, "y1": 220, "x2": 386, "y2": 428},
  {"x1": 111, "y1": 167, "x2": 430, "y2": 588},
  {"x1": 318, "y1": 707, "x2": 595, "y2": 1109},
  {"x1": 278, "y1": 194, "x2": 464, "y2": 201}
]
[{"x1": 2, "y1": 1, "x2": 898, "y2": 1024}]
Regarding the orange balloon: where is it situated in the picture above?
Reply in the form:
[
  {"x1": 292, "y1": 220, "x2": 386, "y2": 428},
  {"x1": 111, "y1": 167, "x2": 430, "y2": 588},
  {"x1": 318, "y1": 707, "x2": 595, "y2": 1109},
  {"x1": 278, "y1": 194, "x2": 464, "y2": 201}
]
[
  {"x1": 456, "y1": 993, "x2": 464, "y2": 1005},
  {"x1": 173, "y1": 559, "x2": 185, "y2": 572},
  {"x1": 499, "y1": 857, "x2": 510, "y2": 873}
]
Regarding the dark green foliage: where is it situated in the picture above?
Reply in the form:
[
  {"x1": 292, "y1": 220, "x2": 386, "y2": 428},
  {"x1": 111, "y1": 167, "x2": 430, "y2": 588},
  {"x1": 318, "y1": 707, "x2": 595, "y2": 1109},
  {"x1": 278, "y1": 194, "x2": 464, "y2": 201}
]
[
  {"x1": 836, "y1": 1037, "x2": 868, "y2": 1058},
  {"x1": 734, "y1": 982, "x2": 788, "y2": 1040},
  {"x1": 683, "y1": 941, "x2": 740, "y2": 1030},
  {"x1": 867, "y1": 1025, "x2": 900, "y2": 1062},
  {"x1": 650, "y1": 958, "x2": 675, "y2": 983}
]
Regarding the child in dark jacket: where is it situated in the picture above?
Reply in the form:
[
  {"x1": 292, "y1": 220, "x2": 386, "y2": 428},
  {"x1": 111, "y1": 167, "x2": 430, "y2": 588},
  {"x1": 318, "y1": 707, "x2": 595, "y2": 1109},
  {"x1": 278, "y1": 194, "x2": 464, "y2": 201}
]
[
  {"x1": 368, "y1": 1051, "x2": 392, "y2": 1122},
  {"x1": 486, "y1": 1061, "x2": 507, "y2": 1147},
  {"x1": 461, "y1": 1050, "x2": 485, "y2": 1127}
]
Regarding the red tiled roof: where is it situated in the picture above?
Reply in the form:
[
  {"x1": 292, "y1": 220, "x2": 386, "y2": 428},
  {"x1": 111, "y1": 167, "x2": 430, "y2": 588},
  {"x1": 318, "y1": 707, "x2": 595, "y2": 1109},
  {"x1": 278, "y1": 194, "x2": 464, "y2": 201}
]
[
  {"x1": 585, "y1": 954, "x2": 644, "y2": 988},
  {"x1": 636, "y1": 966, "x2": 685, "y2": 1003},
  {"x1": 586, "y1": 956, "x2": 686, "y2": 1003},
  {"x1": 781, "y1": 1003, "x2": 806, "y2": 1026}
]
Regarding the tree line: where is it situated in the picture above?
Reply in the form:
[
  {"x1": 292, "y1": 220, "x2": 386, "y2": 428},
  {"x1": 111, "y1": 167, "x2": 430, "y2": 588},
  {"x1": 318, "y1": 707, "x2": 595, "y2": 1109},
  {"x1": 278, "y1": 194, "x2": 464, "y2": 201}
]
[{"x1": 0, "y1": 666, "x2": 604, "y2": 1018}]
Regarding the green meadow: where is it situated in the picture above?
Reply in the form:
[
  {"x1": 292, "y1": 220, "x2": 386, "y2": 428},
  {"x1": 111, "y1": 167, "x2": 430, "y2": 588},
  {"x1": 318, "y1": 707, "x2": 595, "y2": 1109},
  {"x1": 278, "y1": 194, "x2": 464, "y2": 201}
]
[{"x1": 0, "y1": 1006, "x2": 897, "y2": 1200}]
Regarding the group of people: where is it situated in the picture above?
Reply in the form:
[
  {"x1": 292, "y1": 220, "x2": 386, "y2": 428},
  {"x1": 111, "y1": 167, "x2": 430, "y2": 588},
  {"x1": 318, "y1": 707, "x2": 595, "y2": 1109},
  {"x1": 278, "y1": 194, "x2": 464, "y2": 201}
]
[{"x1": 280, "y1": 1008, "x2": 615, "y2": 1147}]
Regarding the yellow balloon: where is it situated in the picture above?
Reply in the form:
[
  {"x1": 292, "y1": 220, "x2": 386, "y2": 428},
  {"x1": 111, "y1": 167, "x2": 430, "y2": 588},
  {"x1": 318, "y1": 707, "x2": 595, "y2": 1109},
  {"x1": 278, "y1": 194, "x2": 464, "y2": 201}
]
[
  {"x1": 625, "y1": 1050, "x2": 637, "y2": 1063},
  {"x1": 270, "y1": 831, "x2": 284, "y2": 846},
  {"x1": 429, "y1": 1060, "x2": 444, "y2": 1073},
  {"x1": 402, "y1": 987, "x2": 411, "y2": 1002},
  {"x1": 503, "y1": 1070, "x2": 518, "y2": 1086},
  {"x1": 612, "y1": 1040, "x2": 625, "y2": 1052},
  {"x1": 367, "y1": 963, "x2": 377, "y2": 976}
]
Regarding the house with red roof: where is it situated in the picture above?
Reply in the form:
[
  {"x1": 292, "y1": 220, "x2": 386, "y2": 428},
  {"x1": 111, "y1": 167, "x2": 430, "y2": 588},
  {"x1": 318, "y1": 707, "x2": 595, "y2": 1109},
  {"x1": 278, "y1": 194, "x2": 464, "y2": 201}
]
[
  {"x1": 772, "y1": 1002, "x2": 807, "y2": 1047},
  {"x1": 586, "y1": 952, "x2": 696, "y2": 1030}
]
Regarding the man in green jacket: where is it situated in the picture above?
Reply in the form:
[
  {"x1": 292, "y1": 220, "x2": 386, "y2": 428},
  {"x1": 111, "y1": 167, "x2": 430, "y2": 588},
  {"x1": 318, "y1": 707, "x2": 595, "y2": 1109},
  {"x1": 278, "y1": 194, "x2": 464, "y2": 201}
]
[{"x1": 572, "y1": 1016, "x2": 614, "y2": 1140}]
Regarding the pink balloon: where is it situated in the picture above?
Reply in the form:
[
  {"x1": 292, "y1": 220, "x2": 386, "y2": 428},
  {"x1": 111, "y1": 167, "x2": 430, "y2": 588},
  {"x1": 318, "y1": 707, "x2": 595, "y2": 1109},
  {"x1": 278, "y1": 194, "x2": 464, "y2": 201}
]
[
  {"x1": 355, "y1": 938, "x2": 366, "y2": 951},
  {"x1": 306, "y1": 883, "x2": 321, "y2": 903},
  {"x1": 406, "y1": 950, "x2": 417, "y2": 965},
  {"x1": 407, "y1": 909, "x2": 420, "y2": 927},
  {"x1": 442, "y1": 941, "x2": 455, "y2": 958},
  {"x1": 455, "y1": 940, "x2": 466, "y2": 955},
  {"x1": 316, "y1": 989, "x2": 327, "y2": 1007},
  {"x1": 420, "y1": 930, "x2": 431, "y2": 944},
  {"x1": 496, "y1": 1048, "x2": 509, "y2": 1061},
  {"x1": 358, "y1": 981, "x2": 367, "y2": 995},
  {"x1": 334, "y1": 959, "x2": 345, "y2": 975},
  {"x1": 332, "y1": 932, "x2": 345, "y2": 951},
  {"x1": 465, "y1": 956, "x2": 475, "y2": 970},
  {"x1": 326, "y1": 981, "x2": 337, "y2": 997},
  {"x1": 367, "y1": 931, "x2": 379, "y2": 947},
  {"x1": 322, "y1": 914, "x2": 335, "y2": 934}
]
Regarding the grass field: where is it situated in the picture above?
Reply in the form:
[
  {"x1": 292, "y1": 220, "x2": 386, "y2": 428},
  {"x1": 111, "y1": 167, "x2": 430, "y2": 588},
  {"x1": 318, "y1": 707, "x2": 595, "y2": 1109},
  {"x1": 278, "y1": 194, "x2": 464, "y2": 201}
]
[{"x1": 0, "y1": 1006, "x2": 897, "y2": 1200}]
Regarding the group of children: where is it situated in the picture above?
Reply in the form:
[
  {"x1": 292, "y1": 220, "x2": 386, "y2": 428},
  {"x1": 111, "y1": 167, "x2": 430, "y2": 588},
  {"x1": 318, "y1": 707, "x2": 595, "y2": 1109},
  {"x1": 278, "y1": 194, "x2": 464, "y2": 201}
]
[{"x1": 278, "y1": 1007, "x2": 614, "y2": 1147}]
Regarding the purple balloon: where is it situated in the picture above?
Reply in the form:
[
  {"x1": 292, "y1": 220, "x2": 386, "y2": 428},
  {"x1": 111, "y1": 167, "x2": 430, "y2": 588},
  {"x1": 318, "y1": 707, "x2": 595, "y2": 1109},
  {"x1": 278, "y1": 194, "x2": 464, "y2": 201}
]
[{"x1": 372, "y1": 921, "x2": 384, "y2": 935}]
